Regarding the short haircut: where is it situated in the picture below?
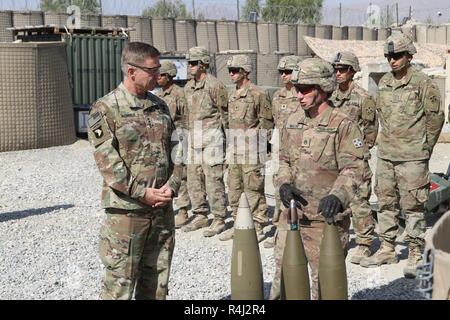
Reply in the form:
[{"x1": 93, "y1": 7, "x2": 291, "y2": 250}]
[{"x1": 121, "y1": 42, "x2": 160, "y2": 75}]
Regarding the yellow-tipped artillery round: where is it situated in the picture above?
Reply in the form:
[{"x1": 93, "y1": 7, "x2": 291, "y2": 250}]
[
  {"x1": 281, "y1": 199, "x2": 310, "y2": 300},
  {"x1": 318, "y1": 222, "x2": 348, "y2": 300},
  {"x1": 231, "y1": 193, "x2": 264, "y2": 300}
]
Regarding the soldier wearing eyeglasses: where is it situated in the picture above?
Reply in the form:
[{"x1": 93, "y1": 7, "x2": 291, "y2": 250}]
[
  {"x1": 263, "y1": 55, "x2": 303, "y2": 249},
  {"x1": 329, "y1": 51, "x2": 378, "y2": 265},
  {"x1": 360, "y1": 33, "x2": 445, "y2": 279},
  {"x1": 181, "y1": 47, "x2": 229, "y2": 238},
  {"x1": 88, "y1": 42, "x2": 182, "y2": 299}
]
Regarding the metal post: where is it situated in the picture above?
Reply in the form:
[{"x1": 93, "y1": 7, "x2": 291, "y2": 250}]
[
  {"x1": 237, "y1": 0, "x2": 240, "y2": 21},
  {"x1": 339, "y1": 2, "x2": 342, "y2": 26},
  {"x1": 192, "y1": 0, "x2": 196, "y2": 19},
  {"x1": 409, "y1": 5, "x2": 412, "y2": 19},
  {"x1": 396, "y1": 3, "x2": 399, "y2": 26},
  {"x1": 386, "y1": 4, "x2": 389, "y2": 27}
]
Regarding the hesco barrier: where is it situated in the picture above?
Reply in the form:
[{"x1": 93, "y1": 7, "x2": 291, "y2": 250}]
[
  {"x1": 315, "y1": 25, "x2": 332, "y2": 39},
  {"x1": 65, "y1": 34, "x2": 128, "y2": 105},
  {"x1": 257, "y1": 23, "x2": 278, "y2": 53},
  {"x1": 0, "y1": 11, "x2": 13, "y2": 42},
  {"x1": 0, "y1": 42, "x2": 75, "y2": 152},
  {"x1": 216, "y1": 21, "x2": 238, "y2": 51},
  {"x1": 257, "y1": 53, "x2": 288, "y2": 87},
  {"x1": 363, "y1": 27, "x2": 377, "y2": 41},
  {"x1": 215, "y1": 50, "x2": 257, "y2": 86},
  {"x1": 377, "y1": 27, "x2": 391, "y2": 41},
  {"x1": 332, "y1": 26, "x2": 343, "y2": 40},
  {"x1": 152, "y1": 18, "x2": 176, "y2": 53},
  {"x1": 347, "y1": 26, "x2": 363, "y2": 40},
  {"x1": 80, "y1": 14, "x2": 101, "y2": 27},
  {"x1": 102, "y1": 15, "x2": 128, "y2": 28},
  {"x1": 277, "y1": 24, "x2": 297, "y2": 55},
  {"x1": 175, "y1": 19, "x2": 197, "y2": 52},
  {"x1": 12, "y1": 11, "x2": 43, "y2": 27},
  {"x1": 297, "y1": 24, "x2": 315, "y2": 55},
  {"x1": 44, "y1": 12, "x2": 69, "y2": 26},
  {"x1": 127, "y1": 16, "x2": 152, "y2": 44},
  {"x1": 196, "y1": 20, "x2": 218, "y2": 53},
  {"x1": 237, "y1": 22, "x2": 258, "y2": 51}
]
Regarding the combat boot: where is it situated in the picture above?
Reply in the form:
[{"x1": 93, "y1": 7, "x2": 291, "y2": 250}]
[
  {"x1": 360, "y1": 242, "x2": 398, "y2": 267},
  {"x1": 263, "y1": 236, "x2": 275, "y2": 248},
  {"x1": 175, "y1": 208, "x2": 189, "y2": 228},
  {"x1": 403, "y1": 243, "x2": 424, "y2": 278},
  {"x1": 219, "y1": 226, "x2": 234, "y2": 241},
  {"x1": 350, "y1": 245, "x2": 371, "y2": 264},
  {"x1": 203, "y1": 218, "x2": 226, "y2": 237},
  {"x1": 181, "y1": 214, "x2": 209, "y2": 233}
]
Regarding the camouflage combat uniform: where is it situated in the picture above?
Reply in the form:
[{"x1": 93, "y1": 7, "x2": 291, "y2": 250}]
[
  {"x1": 270, "y1": 56, "x2": 303, "y2": 224},
  {"x1": 270, "y1": 58, "x2": 365, "y2": 300},
  {"x1": 156, "y1": 81, "x2": 190, "y2": 214},
  {"x1": 183, "y1": 57, "x2": 228, "y2": 228},
  {"x1": 330, "y1": 52, "x2": 378, "y2": 253},
  {"x1": 227, "y1": 80, "x2": 274, "y2": 227},
  {"x1": 360, "y1": 35, "x2": 444, "y2": 275},
  {"x1": 88, "y1": 83, "x2": 181, "y2": 300}
]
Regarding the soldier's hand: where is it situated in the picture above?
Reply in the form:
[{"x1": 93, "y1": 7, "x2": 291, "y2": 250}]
[
  {"x1": 318, "y1": 194, "x2": 342, "y2": 224},
  {"x1": 279, "y1": 184, "x2": 308, "y2": 209},
  {"x1": 142, "y1": 188, "x2": 172, "y2": 207},
  {"x1": 153, "y1": 185, "x2": 174, "y2": 208}
]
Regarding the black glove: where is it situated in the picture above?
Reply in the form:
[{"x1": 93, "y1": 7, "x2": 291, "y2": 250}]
[
  {"x1": 318, "y1": 194, "x2": 342, "y2": 224},
  {"x1": 279, "y1": 184, "x2": 308, "y2": 209}
]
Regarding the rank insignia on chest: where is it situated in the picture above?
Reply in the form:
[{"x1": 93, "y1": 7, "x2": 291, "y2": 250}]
[
  {"x1": 302, "y1": 138, "x2": 311, "y2": 147},
  {"x1": 94, "y1": 128, "x2": 103, "y2": 139},
  {"x1": 352, "y1": 138, "x2": 363, "y2": 149}
]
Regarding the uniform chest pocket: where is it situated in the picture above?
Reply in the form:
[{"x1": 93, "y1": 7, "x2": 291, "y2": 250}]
[
  {"x1": 310, "y1": 131, "x2": 331, "y2": 162},
  {"x1": 403, "y1": 91, "x2": 421, "y2": 116},
  {"x1": 229, "y1": 98, "x2": 251, "y2": 120},
  {"x1": 344, "y1": 103, "x2": 361, "y2": 121},
  {"x1": 116, "y1": 114, "x2": 146, "y2": 144}
]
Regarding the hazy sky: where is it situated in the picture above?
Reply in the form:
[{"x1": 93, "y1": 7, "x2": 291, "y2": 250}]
[{"x1": 1, "y1": 0, "x2": 448, "y2": 24}]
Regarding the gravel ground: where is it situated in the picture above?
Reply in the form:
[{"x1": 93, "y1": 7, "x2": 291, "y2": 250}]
[{"x1": 0, "y1": 140, "x2": 449, "y2": 300}]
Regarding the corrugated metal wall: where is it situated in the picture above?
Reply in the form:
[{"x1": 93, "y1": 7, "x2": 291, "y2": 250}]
[
  {"x1": 0, "y1": 11, "x2": 13, "y2": 42},
  {"x1": 152, "y1": 18, "x2": 176, "y2": 53},
  {"x1": 277, "y1": 24, "x2": 297, "y2": 54},
  {"x1": 0, "y1": 42, "x2": 75, "y2": 151},
  {"x1": 175, "y1": 19, "x2": 197, "y2": 52},
  {"x1": 216, "y1": 21, "x2": 238, "y2": 51},
  {"x1": 12, "y1": 11, "x2": 43, "y2": 27},
  {"x1": 65, "y1": 34, "x2": 128, "y2": 105},
  {"x1": 127, "y1": 16, "x2": 152, "y2": 44},
  {"x1": 257, "y1": 23, "x2": 278, "y2": 53},
  {"x1": 237, "y1": 22, "x2": 258, "y2": 51},
  {"x1": 196, "y1": 20, "x2": 218, "y2": 53},
  {"x1": 215, "y1": 50, "x2": 257, "y2": 86}
]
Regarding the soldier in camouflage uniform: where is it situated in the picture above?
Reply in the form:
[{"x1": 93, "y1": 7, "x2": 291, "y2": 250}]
[
  {"x1": 264, "y1": 55, "x2": 302, "y2": 249},
  {"x1": 88, "y1": 42, "x2": 182, "y2": 299},
  {"x1": 269, "y1": 58, "x2": 365, "y2": 300},
  {"x1": 182, "y1": 47, "x2": 229, "y2": 237},
  {"x1": 330, "y1": 51, "x2": 378, "y2": 264},
  {"x1": 218, "y1": 55, "x2": 274, "y2": 242},
  {"x1": 360, "y1": 34, "x2": 445, "y2": 278},
  {"x1": 156, "y1": 60, "x2": 191, "y2": 228}
]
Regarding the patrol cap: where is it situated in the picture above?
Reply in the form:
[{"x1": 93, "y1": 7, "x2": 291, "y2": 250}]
[
  {"x1": 227, "y1": 54, "x2": 252, "y2": 73},
  {"x1": 159, "y1": 60, "x2": 177, "y2": 77},
  {"x1": 291, "y1": 57, "x2": 335, "y2": 93},
  {"x1": 277, "y1": 55, "x2": 302, "y2": 71},
  {"x1": 384, "y1": 33, "x2": 416, "y2": 56},
  {"x1": 186, "y1": 46, "x2": 210, "y2": 64},
  {"x1": 332, "y1": 51, "x2": 360, "y2": 72}
]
